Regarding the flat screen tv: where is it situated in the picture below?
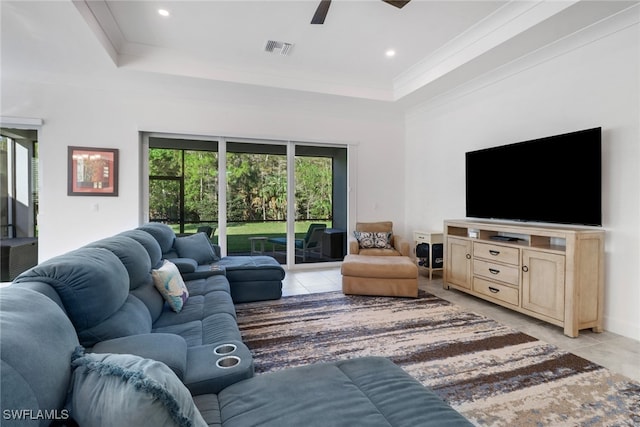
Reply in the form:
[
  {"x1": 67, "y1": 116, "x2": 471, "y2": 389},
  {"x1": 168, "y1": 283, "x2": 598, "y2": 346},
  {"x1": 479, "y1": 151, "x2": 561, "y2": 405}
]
[{"x1": 465, "y1": 127, "x2": 602, "y2": 226}]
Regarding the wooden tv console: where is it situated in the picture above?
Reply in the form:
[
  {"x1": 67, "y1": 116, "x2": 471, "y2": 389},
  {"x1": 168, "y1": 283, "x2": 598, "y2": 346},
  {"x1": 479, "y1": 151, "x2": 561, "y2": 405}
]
[{"x1": 443, "y1": 220, "x2": 604, "y2": 337}]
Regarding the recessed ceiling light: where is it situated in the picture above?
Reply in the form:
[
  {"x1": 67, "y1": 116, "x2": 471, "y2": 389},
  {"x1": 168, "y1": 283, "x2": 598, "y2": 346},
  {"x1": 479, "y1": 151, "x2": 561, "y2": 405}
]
[
  {"x1": 158, "y1": 9, "x2": 170, "y2": 17},
  {"x1": 385, "y1": 49, "x2": 396, "y2": 58}
]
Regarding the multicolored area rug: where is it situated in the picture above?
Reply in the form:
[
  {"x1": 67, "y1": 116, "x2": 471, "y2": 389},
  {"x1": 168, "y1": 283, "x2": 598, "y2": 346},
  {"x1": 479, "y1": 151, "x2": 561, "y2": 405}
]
[{"x1": 235, "y1": 291, "x2": 640, "y2": 426}]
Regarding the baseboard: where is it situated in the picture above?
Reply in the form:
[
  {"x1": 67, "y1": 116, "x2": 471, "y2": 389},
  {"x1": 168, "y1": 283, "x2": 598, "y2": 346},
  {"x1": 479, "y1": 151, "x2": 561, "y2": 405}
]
[{"x1": 604, "y1": 315, "x2": 640, "y2": 342}]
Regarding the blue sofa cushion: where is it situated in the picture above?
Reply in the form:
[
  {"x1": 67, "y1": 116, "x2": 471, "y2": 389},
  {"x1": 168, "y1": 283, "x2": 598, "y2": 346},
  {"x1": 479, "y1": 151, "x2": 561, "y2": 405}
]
[
  {"x1": 153, "y1": 313, "x2": 241, "y2": 347},
  {"x1": 153, "y1": 290, "x2": 236, "y2": 328},
  {"x1": 130, "y1": 279, "x2": 166, "y2": 324},
  {"x1": 218, "y1": 357, "x2": 472, "y2": 427},
  {"x1": 69, "y1": 349, "x2": 207, "y2": 427},
  {"x1": 116, "y1": 230, "x2": 166, "y2": 321},
  {"x1": 119, "y1": 229, "x2": 164, "y2": 269},
  {"x1": 14, "y1": 248, "x2": 129, "y2": 329},
  {"x1": 86, "y1": 235, "x2": 152, "y2": 290},
  {"x1": 228, "y1": 279, "x2": 283, "y2": 303},
  {"x1": 192, "y1": 395, "x2": 221, "y2": 426},
  {"x1": 217, "y1": 256, "x2": 285, "y2": 282},
  {"x1": 184, "y1": 273, "x2": 230, "y2": 295},
  {"x1": 138, "y1": 223, "x2": 176, "y2": 254},
  {"x1": 174, "y1": 233, "x2": 219, "y2": 264},
  {"x1": 181, "y1": 264, "x2": 226, "y2": 281},
  {"x1": 9, "y1": 280, "x2": 67, "y2": 311},
  {"x1": 14, "y1": 248, "x2": 153, "y2": 347},
  {"x1": 91, "y1": 333, "x2": 188, "y2": 380},
  {"x1": 1, "y1": 288, "x2": 79, "y2": 420},
  {"x1": 170, "y1": 257, "x2": 198, "y2": 274},
  {"x1": 78, "y1": 294, "x2": 153, "y2": 347}
]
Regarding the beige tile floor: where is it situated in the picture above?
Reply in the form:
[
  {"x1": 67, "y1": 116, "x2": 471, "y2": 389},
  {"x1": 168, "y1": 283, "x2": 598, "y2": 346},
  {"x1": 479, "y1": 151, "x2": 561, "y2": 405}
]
[{"x1": 283, "y1": 266, "x2": 640, "y2": 383}]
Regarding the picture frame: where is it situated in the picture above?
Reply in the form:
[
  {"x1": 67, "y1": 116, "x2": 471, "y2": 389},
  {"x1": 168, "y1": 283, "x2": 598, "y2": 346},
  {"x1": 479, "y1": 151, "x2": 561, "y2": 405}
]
[{"x1": 68, "y1": 146, "x2": 119, "y2": 196}]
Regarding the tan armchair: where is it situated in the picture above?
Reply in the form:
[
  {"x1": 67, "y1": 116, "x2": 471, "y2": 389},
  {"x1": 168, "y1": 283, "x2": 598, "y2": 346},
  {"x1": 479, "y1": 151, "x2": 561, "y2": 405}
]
[{"x1": 348, "y1": 221, "x2": 411, "y2": 257}]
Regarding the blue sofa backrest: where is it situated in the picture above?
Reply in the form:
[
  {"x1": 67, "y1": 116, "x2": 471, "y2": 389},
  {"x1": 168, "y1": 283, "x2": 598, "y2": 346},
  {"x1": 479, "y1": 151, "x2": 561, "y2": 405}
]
[
  {"x1": 87, "y1": 234, "x2": 165, "y2": 322},
  {"x1": 13, "y1": 247, "x2": 152, "y2": 347},
  {"x1": 119, "y1": 229, "x2": 164, "y2": 269},
  {"x1": 138, "y1": 222, "x2": 178, "y2": 258},
  {"x1": 1, "y1": 287, "x2": 79, "y2": 421}
]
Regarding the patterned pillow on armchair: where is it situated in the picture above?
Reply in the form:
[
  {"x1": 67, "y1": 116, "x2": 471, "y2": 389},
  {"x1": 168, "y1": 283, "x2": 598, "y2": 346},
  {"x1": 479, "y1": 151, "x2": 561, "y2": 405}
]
[{"x1": 353, "y1": 231, "x2": 392, "y2": 249}]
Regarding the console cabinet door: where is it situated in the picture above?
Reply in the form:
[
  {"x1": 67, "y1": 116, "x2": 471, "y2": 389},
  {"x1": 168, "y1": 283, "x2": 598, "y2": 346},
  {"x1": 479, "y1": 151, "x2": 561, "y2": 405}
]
[
  {"x1": 446, "y1": 237, "x2": 472, "y2": 289},
  {"x1": 521, "y1": 250, "x2": 565, "y2": 321}
]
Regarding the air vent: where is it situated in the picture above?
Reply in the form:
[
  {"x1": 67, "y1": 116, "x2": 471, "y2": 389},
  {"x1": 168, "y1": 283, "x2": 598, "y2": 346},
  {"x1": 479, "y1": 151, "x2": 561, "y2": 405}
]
[{"x1": 264, "y1": 40, "x2": 294, "y2": 56}]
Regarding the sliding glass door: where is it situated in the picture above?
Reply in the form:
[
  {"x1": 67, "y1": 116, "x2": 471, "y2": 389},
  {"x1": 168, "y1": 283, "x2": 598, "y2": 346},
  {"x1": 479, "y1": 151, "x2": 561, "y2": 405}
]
[
  {"x1": 146, "y1": 135, "x2": 347, "y2": 268},
  {"x1": 293, "y1": 145, "x2": 347, "y2": 265},
  {"x1": 225, "y1": 141, "x2": 287, "y2": 260}
]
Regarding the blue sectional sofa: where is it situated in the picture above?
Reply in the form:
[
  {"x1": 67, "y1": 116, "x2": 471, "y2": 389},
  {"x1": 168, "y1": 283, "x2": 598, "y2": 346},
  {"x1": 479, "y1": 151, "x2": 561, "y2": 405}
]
[
  {"x1": 12, "y1": 227, "x2": 256, "y2": 395},
  {"x1": 0, "y1": 224, "x2": 472, "y2": 427}
]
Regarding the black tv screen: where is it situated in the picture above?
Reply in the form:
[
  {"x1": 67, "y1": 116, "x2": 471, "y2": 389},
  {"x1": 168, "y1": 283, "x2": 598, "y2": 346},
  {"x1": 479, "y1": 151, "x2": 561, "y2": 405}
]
[{"x1": 465, "y1": 127, "x2": 602, "y2": 226}]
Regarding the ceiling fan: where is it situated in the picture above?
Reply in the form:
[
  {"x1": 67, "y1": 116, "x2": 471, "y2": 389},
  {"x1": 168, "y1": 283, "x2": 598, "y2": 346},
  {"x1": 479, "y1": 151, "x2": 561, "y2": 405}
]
[{"x1": 311, "y1": 0, "x2": 411, "y2": 25}]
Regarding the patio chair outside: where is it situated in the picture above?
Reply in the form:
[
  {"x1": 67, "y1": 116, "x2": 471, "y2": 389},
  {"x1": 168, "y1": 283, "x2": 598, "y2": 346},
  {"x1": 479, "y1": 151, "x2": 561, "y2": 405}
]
[
  {"x1": 196, "y1": 225, "x2": 215, "y2": 239},
  {"x1": 269, "y1": 223, "x2": 327, "y2": 261}
]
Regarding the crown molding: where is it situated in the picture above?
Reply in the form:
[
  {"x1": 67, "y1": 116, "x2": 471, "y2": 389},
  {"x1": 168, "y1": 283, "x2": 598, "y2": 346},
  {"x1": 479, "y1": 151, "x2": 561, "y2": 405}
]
[{"x1": 392, "y1": 0, "x2": 578, "y2": 101}]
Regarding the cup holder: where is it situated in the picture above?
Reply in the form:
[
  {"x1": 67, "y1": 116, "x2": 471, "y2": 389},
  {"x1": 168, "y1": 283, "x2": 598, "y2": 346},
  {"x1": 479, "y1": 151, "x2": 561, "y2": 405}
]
[
  {"x1": 213, "y1": 343, "x2": 237, "y2": 355},
  {"x1": 216, "y1": 355, "x2": 241, "y2": 369}
]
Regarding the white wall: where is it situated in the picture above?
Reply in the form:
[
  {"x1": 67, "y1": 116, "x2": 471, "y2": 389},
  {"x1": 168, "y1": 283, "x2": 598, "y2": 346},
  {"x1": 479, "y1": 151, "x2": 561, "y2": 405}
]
[
  {"x1": 1, "y1": 75, "x2": 404, "y2": 259},
  {"x1": 404, "y1": 19, "x2": 640, "y2": 340},
  {"x1": 0, "y1": 3, "x2": 405, "y2": 261}
]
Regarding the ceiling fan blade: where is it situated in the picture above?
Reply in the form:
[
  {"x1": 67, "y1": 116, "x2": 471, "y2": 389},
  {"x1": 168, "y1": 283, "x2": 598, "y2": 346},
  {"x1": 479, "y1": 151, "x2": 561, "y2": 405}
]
[
  {"x1": 382, "y1": 0, "x2": 411, "y2": 9},
  {"x1": 311, "y1": 0, "x2": 331, "y2": 25}
]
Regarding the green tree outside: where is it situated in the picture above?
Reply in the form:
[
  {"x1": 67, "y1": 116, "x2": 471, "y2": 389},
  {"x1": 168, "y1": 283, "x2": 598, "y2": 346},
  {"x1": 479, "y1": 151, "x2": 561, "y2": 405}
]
[{"x1": 149, "y1": 148, "x2": 332, "y2": 225}]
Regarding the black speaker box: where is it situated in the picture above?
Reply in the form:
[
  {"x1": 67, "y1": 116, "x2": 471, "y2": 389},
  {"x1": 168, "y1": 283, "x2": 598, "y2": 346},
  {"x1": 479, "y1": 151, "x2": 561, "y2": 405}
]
[{"x1": 416, "y1": 243, "x2": 443, "y2": 268}]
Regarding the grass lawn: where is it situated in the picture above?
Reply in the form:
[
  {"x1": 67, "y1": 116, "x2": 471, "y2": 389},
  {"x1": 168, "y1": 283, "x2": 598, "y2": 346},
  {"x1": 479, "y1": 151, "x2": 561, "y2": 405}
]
[{"x1": 172, "y1": 221, "x2": 332, "y2": 253}]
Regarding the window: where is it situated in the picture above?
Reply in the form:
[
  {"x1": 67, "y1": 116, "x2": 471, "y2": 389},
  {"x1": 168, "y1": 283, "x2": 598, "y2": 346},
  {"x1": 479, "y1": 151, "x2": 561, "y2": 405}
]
[
  {"x1": 148, "y1": 139, "x2": 218, "y2": 235},
  {"x1": 0, "y1": 129, "x2": 38, "y2": 238},
  {"x1": 146, "y1": 135, "x2": 347, "y2": 268}
]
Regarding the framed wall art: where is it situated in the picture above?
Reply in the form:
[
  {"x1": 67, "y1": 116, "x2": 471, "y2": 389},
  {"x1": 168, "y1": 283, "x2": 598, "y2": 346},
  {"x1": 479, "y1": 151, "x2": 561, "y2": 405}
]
[{"x1": 68, "y1": 146, "x2": 119, "y2": 196}]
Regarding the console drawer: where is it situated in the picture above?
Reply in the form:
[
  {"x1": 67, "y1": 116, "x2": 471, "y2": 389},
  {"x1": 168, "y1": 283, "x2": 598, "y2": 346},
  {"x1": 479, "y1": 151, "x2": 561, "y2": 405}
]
[
  {"x1": 473, "y1": 242, "x2": 519, "y2": 265},
  {"x1": 473, "y1": 277, "x2": 519, "y2": 306},
  {"x1": 473, "y1": 259, "x2": 519, "y2": 286}
]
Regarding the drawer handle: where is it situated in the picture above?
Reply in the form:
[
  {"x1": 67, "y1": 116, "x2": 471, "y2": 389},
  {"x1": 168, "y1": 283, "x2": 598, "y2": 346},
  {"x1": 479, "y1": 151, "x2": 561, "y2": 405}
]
[
  {"x1": 488, "y1": 268, "x2": 500, "y2": 275},
  {"x1": 466, "y1": 254, "x2": 471, "y2": 259},
  {"x1": 522, "y1": 265, "x2": 529, "y2": 273},
  {"x1": 489, "y1": 250, "x2": 500, "y2": 256},
  {"x1": 488, "y1": 287, "x2": 500, "y2": 293}
]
